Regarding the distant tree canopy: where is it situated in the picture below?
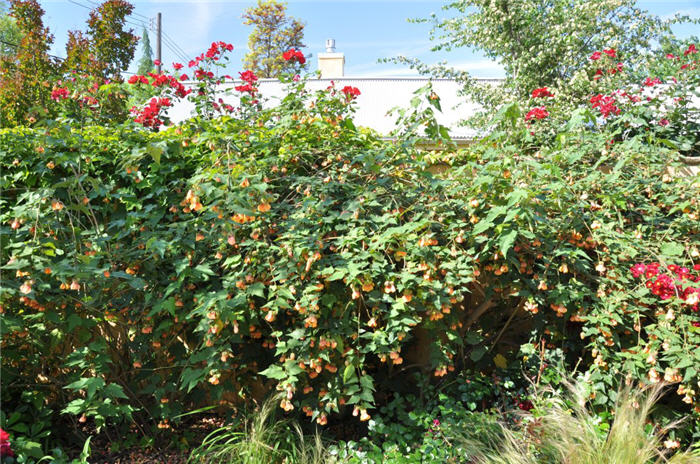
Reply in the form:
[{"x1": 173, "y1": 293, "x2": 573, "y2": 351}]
[
  {"x1": 63, "y1": 0, "x2": 138, "y2": 80},
  {"x1": 0, "y1": 0, "x2": 56, "y2": 127},
  {"x1": 136, "y1": 26, "x2": 154, "y2": 75},
  {"x1": 242, "y1": 0, "x2": 307, "y2": 78},
  {"x1": 0, "y1": 0, "x2": 22, "y2": 57},
  {"x1": 393, "y1": 0, "x2": 687, "y2": 104}
]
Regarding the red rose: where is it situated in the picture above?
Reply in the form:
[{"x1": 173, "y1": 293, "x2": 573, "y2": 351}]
[
  {"x1": 173, "y1": 62, "x2": 183, "y2": 71},
  {"x1": 283, "y1": 48, "x2": 306, "y2": 64},
  {"x1": 235, "y1": 83, "x2": 257, "y2": 94},
  {"x1": 51, "y1": 87, "x2": 69, "y2": 101},
  {"x1": 239, "y1": 70, "x2": 258, "y2": 84},
  {"x1": 0, "y1": 428, "x2": 14, "y2": 458},
  {"x1": 531, "y1": 87, "x2": 554, "y2": 98},
  {"x1": 524, "y1": 106, "x2": 549, "y2": 121},
  {"x1": 684, "y1": 44, "x2": 697, "y2": 56},
  {"x1": 341, "y1": 85, "x2": 361, "y2": 99},
  {"x1": 590, "y1": 93, "x2": 620, "y2": 118},
  {"x1": 603, "y1": 48, "x2": 616, "y2": 57},
  {"x1": 590, "y1": 51, "x2": 602, "y2": 61}
]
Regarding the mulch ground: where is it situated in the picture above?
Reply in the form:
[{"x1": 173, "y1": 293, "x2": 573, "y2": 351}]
[{"x1": 89, "y1": 449, "x2": 188, "y2": 464}]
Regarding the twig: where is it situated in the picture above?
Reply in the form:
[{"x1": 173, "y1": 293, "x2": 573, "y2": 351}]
[{"x1": 489, "y1": 298, "x2": 524, "y2": 352}]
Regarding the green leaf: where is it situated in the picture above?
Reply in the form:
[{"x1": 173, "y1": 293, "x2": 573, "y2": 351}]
[
  {"x1": 499, "y1": 229, "x2": 518, "y2": 257},
  {"x1": 470, "y1": 346, "x2": 487, "y2": 362},
  {"x1": 259, "y1": 365, "x2": 286, "y2": 380},
  {"x1": 343, "y1": 364, "x2": 354, "y2": 384},
  {"x1": 660, "y1": 242, "x2": 684, "y2": 257}
]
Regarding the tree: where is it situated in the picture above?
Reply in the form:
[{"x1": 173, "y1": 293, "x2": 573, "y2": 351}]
[
  {"x1": 0, "y1": 0, "x2": 57, "y2": 126},
  {"x1": 394, "y1": 0, "x2": 681, "y2": 104},
  {"x1": 242, "y1": 0, "x2": 306, "y2": 78},
  {"x1": 0, "y1": 0, "x2": 22, "y2": 57},
  {"x1": 136, "y1": 26, "x2": 153, "y2": 75},
  {"x1": 64, "y1": 0, "x2": 138, "y2": 80}
]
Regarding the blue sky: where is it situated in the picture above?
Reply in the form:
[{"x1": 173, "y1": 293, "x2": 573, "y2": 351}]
[{"x1": 31, "y1": 0, "x2": 700, "y2": 77}]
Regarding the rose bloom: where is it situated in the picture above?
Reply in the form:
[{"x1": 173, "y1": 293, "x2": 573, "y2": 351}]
[
  {"x1": 0, "y1": 428, "x2": 14, "y2": 458},
  {"x1": 282, "y1": 48, "x2": 306, "y2": 64},
  {"x1": 341, "y1": 85, "x2": 361, "y2": 99},
  {"x1": 531, "y1": 87, "x2": 554, "y2": 98},
  {"x1": 239, "y1": 70, "x2": 258, "y2": 84},
  {"x1": 525, "y1": 106, "x2": 549, "y2": 121},
  {"x1": 590, "y1": 51, "x2": 602, "y2": 60}
]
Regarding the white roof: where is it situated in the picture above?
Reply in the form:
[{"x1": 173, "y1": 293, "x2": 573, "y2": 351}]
[{"x1": 167, "y1": 77, "x2": 503, "y2": 139}]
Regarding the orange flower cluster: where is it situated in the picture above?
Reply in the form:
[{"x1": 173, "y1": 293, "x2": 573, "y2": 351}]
[{"x1": 180, "y1": 189, "x2": 203, "y2": 213}]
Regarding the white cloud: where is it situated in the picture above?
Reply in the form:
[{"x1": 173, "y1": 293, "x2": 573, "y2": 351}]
[{"x1": 186, "y1": 2, "x2": 217, "y2": 53}]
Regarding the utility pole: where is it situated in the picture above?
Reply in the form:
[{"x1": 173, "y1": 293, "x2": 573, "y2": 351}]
[{"x1": 156, "y1": 12, "x2": 162, "y2": 73}]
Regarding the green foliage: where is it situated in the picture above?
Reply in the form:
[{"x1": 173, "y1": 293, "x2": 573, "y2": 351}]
[
  {"x1": 1, "y1": 31, "x2": 700, "y2": 461},
  {"x1": 188, "y1": 395, "x2": 337, "y2": 464},
  {"x1": 388, "y1": 0, "x2": 697, "y2": 117},
  {"x1": 0, "y1": 0, "x2": 58, "y2": 127},
  {"x1": 242, "y1": 0, "x2": 307, "y2": 78},
  {"x1": 136, "y1": 26, "x2": 154, "y2": 75},
  {"x1": 63, "y1": 0, "x2": 138, "y2": 80},
  {"x1": 0, "y1": 0, "x2": 22, "y2": 57},
  {"x1": 460, "y1": 380, "x2": 700, "y2": 464},
  {"x1": 330, "y1": 371, "x2": 514, "y2": 463}
]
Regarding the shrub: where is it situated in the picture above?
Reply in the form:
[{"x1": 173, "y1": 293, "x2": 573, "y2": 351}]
[
  {"x1": 459, "y1": 380, "x2": 700, "y2": 464},
  {"x1": 1, "y1": 39, "x2": 700, "y2": 458}
]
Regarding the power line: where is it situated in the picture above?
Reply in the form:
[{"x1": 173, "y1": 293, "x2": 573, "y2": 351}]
[
  {"x1": 124, "y1": 17, "x2": 190, "y2": 65},
  {"x1": 0, "y1": 38, "x2": 66, "y2": 62},
  {"x1": 66, "y1": 0, "x2": 191, "y2": 69},
  {"x1": 0, "y1": 38, "x2": 140, "y2": 75},
  {"x1": 81, "y1": 0, "x2": 153, "y2": 22},
  {"x1": 162, "y1": 31, "x2": 189, "y2": 63},
  {"x1": 161, "y1": 33, "x2": 190, "y2": 65}
]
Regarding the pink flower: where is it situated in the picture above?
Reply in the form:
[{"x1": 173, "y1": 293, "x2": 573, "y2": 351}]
[
  {"x1": 609, "y1": 62, "x2": 623, "y2": 74},
  {"x1": 666, "y1": 53, "x2": 675, "y2": 59},
  {"x1": 630, "y1": 263, "x2": 646, "y2": 278},
  {"x1": 525, "y1": 106, "x2": 549, "y2": 121},
  {"x1": 0, "y1": 429, "x2": 14, "y2": 458},
  {"x1": 603, "y1": 48, "x2": 616, "y2": 57},
  {"x1": 643, "y1": 77, "x2": 662, "y2": 87},
  {"x1": 531, "y1": 87, "x2": 554, "y2": 98},
  {"x1": 590, "y1": 51, "x2": 602, "y2": 61},
  {"x1": 51, "y1": 87, "x2": 69, "y2": 101},
  {"x1": 153, "y1": 59, "x2": 161, "y2": 66},
  {"x1": 684, "y1": 44, "x2": 697, "y2": 56},
  {"x1": 173, "y1": 62, "x2": 183, "y2": 70},
  {"x1": 659, "y1": 119, "x2": 670, "y2": 127}
]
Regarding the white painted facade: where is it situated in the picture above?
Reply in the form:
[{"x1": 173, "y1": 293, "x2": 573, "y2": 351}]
[{"x1": 167, "y1": 77, "x2": 503, "y2": 140}]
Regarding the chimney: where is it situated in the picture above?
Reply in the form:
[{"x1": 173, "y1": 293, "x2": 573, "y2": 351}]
[{"x1": 318, "y1": 39, "x2": 344, "y2": 78}]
